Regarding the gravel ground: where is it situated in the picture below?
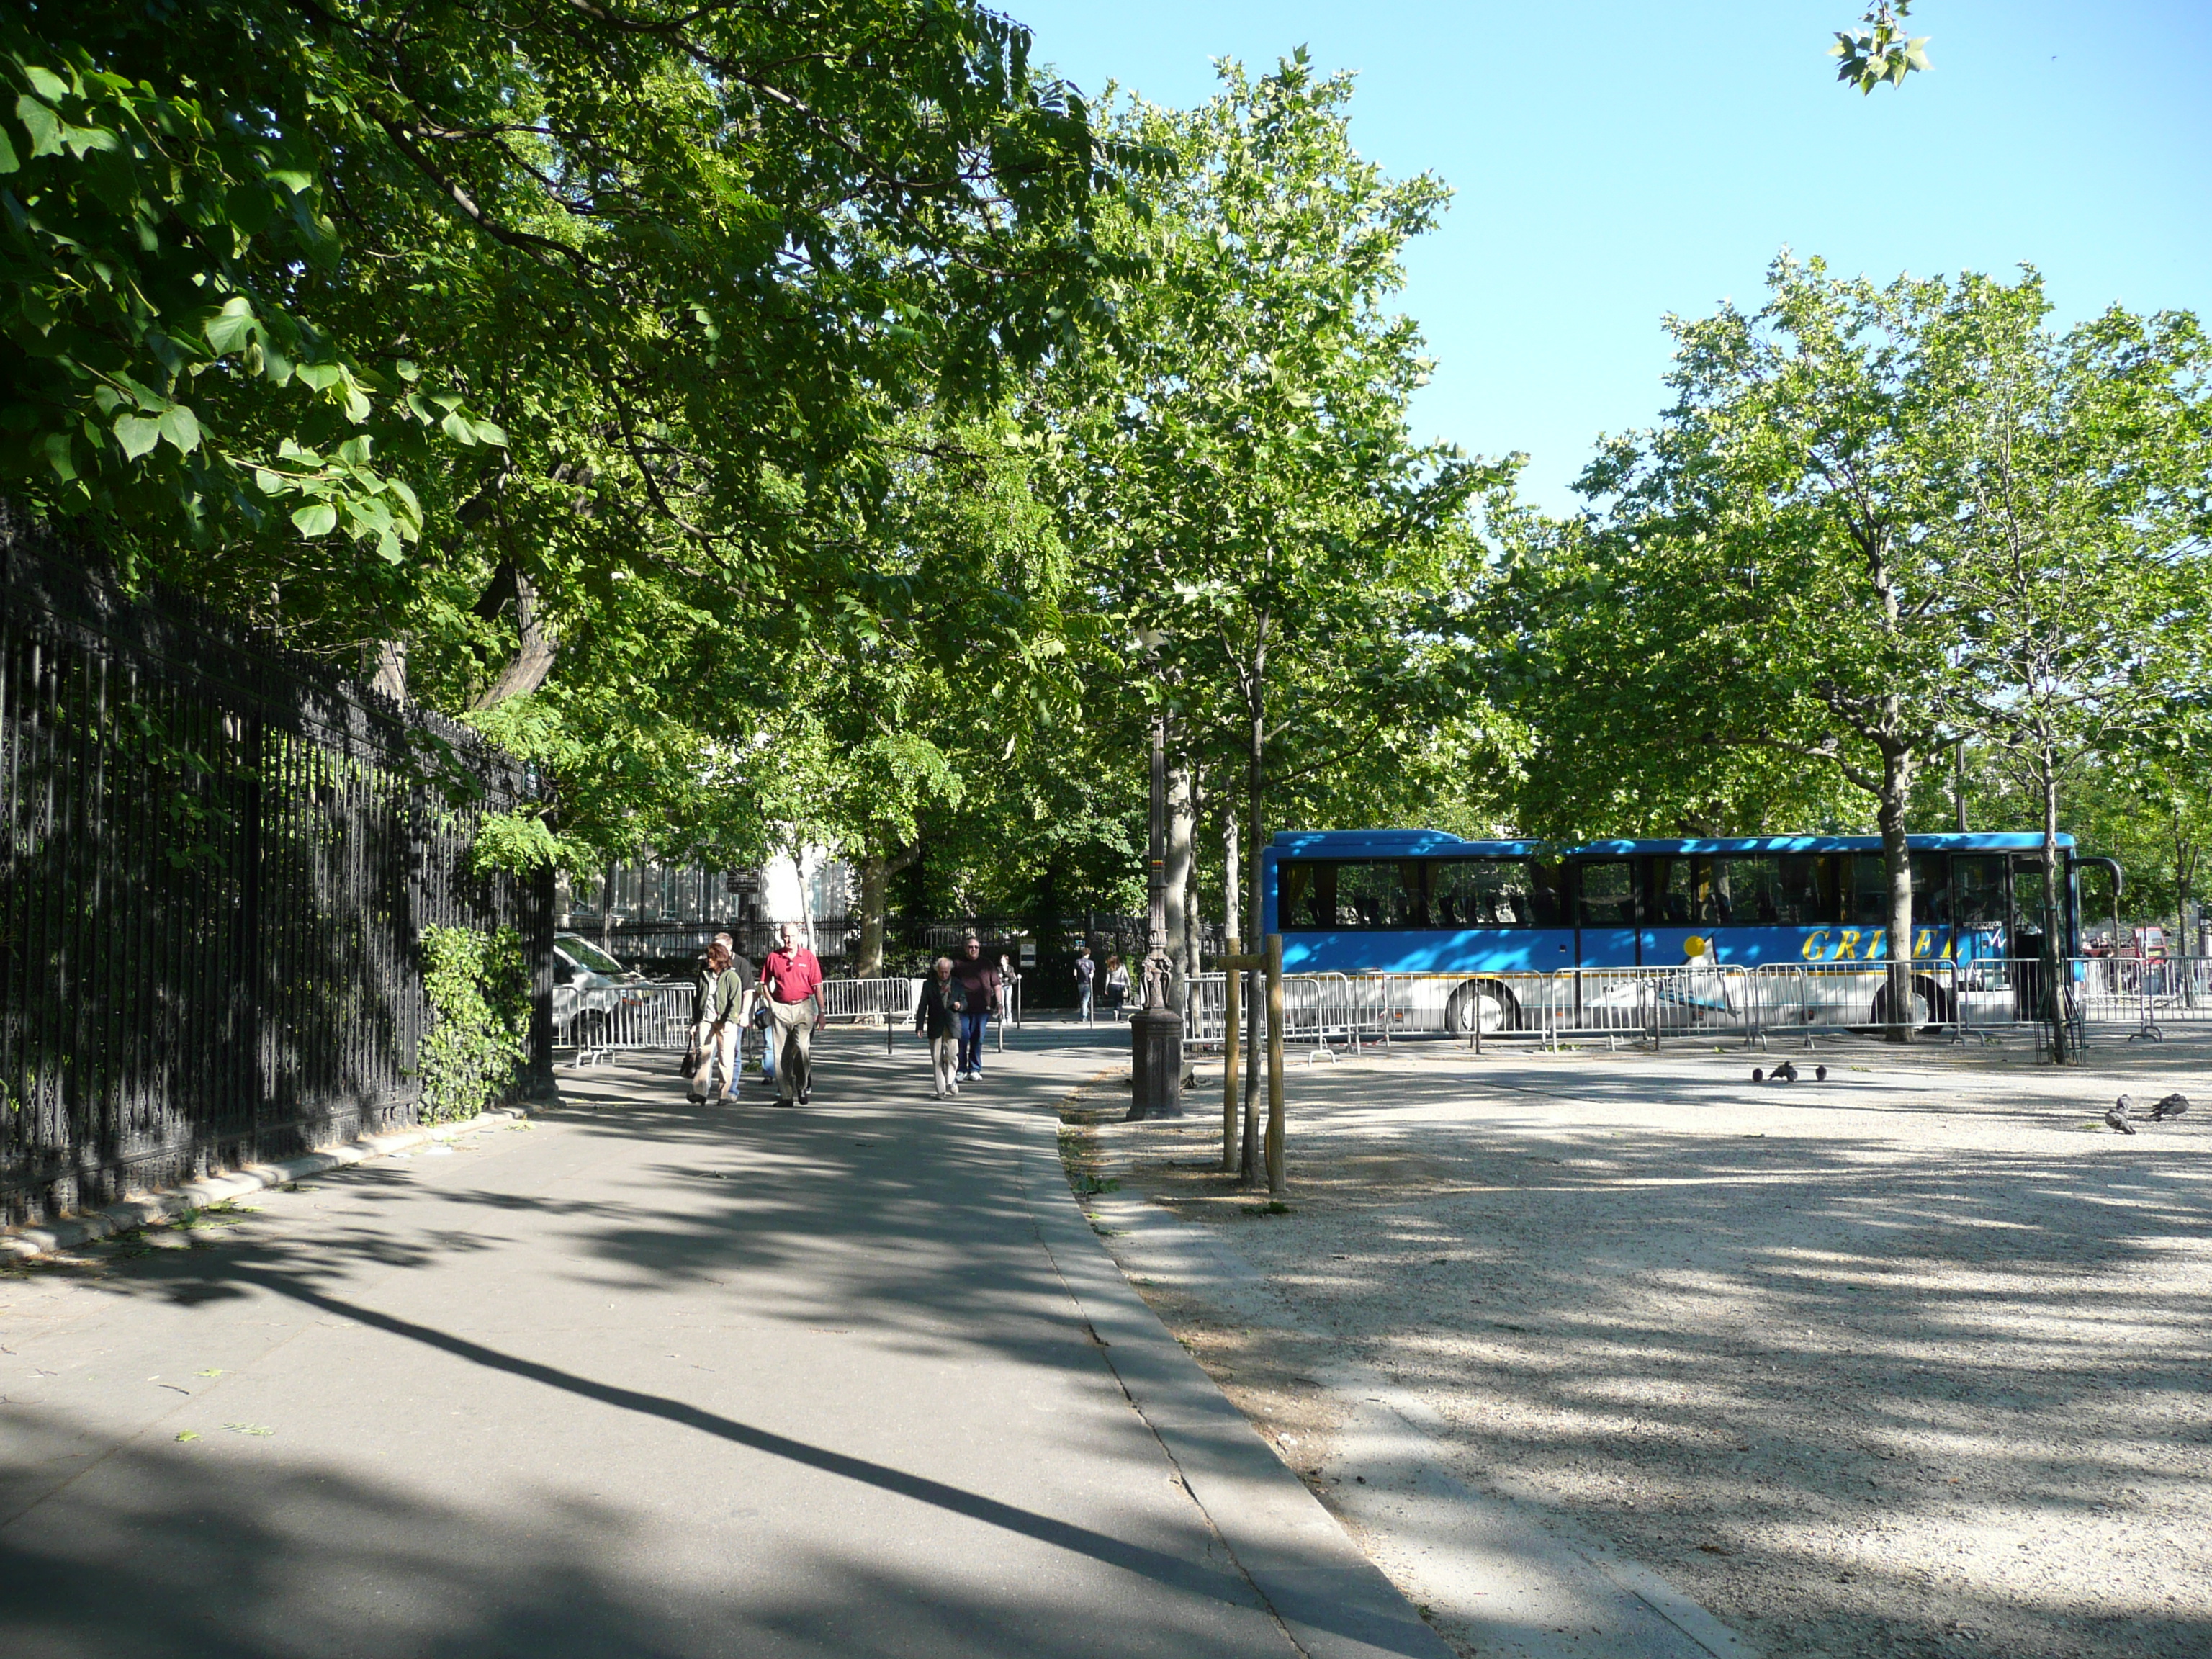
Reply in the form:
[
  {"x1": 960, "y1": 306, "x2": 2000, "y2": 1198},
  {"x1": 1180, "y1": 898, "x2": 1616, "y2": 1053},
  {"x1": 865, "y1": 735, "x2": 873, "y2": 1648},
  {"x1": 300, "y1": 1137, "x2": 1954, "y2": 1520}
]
[{"x1": 1077, "y1": 1031, "x2": 2212, "y2": 1659}]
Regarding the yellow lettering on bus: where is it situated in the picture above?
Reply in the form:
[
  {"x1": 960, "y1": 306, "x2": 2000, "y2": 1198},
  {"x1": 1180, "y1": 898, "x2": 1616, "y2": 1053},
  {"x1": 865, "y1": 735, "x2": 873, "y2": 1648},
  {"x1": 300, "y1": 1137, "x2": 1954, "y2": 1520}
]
[
  {"x1": 1915, "y1": 929, "x2": 1933, "y2": 958},
  {"x1": 1802, "y1": 931, "x2": 1831, "y2": 961},
  {"x1": 1832, "y1": 930, "x2": 1861, "y2": 961},
  {"x1": 1864, "y1": 931, "x2": 1887, "y2": 961}
]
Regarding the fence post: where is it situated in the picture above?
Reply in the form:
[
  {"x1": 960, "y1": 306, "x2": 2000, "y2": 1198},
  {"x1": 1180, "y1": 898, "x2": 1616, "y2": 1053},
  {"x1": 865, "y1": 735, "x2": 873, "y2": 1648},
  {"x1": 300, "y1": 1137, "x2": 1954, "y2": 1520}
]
[{"x1": 1264, "y1": 934, "x2": 1285, "y2": 1195}]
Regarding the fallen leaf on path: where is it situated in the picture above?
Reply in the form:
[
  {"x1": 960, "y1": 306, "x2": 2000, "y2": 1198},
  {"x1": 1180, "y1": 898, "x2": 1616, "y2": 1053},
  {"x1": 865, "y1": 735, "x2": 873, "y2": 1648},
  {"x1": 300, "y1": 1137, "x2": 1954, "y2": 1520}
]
[
  {"x1": 222, "y1": 1422, "x2": 274, "y2": 1437},
  {"x1": 175, "y1": 1431, "x2": 199, "y2": 1442}
]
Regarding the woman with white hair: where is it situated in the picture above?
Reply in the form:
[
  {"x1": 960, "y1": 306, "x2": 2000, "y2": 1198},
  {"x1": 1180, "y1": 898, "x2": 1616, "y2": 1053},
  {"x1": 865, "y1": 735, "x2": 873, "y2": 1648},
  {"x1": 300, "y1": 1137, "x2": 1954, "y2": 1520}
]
[{"x1": 914, "y1": 956, "x2": 969, "y2": 1099}]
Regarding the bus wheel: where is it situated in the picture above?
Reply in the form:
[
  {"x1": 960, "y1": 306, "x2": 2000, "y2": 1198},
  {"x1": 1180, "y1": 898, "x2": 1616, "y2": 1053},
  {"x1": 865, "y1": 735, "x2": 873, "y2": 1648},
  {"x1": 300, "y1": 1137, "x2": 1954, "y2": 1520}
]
[
  {"x1": 1870, "y1": 977, "x2": 1938, "y2": 1030},
  {"x1": 1447, "y1": 979, "x2": 1519, "y2": 1035}
]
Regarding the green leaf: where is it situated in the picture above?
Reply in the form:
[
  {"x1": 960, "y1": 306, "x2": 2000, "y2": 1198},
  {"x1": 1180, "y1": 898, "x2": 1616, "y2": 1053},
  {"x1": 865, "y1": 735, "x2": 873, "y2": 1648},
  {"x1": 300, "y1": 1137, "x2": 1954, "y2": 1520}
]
[
  {"x1": 291, "y1": 501, "x2": 338, "y2": 536},
  {"x1": 23, "y1": 66, "x2": 71, "y2": 103},
  {"x1": 0, "y1": 125, "x2": 18, "y2": 174},
  {"x1": 440, "y1": 410, "x2": 477, "y2": 445},
  {"x1": 225, "y1": 183, "x2": 274, "y2": 235},
  {"x1": 204, "y1": 297, "x2": 258, "y2": 355},
  {"x1": 15, "y1": 96, "x2": 61, "y2": 160},
  {"x1": 295, "y1": 363, "x2": 343, "y2": 392},
  {"x1": 113, "y1": 413, "x2": 161, "y2": 460},
  {"x1": 471, "y1": 418, "x2": 509, "y2": 447},
  {"x1": 158, "y1": 405, "x2": 202, "y2": 454},
  {"x1": 266, "y1": 168, "x2": 314, "y2": 195}
]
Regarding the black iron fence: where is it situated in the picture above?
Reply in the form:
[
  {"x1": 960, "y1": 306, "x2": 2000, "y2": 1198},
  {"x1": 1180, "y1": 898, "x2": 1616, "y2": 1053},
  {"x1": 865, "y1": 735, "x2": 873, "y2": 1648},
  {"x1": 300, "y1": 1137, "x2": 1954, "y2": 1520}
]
[{"x1": 0, "y1": 510, "x2": 552, "y2": 1225}]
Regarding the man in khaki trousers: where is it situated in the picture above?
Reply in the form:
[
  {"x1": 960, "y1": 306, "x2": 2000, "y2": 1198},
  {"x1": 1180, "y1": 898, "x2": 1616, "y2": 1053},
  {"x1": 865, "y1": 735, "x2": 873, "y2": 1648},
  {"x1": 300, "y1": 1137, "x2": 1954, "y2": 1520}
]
[{"x1": 759, "y1": 922, "x2": 824, "y2": 1105}]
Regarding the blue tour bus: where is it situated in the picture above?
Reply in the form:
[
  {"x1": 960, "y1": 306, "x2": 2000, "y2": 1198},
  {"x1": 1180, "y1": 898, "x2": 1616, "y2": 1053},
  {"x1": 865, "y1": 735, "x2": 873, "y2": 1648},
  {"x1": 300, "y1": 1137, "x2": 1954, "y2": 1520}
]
[{"x1": 1258, "y1": 830, "x2": 2087, "y2": 1033}]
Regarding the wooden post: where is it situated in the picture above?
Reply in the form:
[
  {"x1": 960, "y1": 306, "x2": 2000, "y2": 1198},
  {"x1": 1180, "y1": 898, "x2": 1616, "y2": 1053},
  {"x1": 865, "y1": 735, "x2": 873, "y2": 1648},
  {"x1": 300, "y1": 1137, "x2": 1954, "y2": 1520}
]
[
  {"x1": 1221, "y1": 938, "x2": 1242, "y2": 1172},
  {"x1": 1265, "y1": 932, "x2": 1285, "y2": 1194}
]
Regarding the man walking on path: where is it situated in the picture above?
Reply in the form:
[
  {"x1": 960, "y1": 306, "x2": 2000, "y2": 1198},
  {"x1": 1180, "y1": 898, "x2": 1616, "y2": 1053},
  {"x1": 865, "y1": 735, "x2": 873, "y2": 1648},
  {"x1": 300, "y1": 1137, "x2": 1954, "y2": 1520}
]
[
  {"x1": 759, "y1": 922, "x2": 824, "y2": 1105},
  {"x1": 914, "y1": 956, "x2": 968, "y2": 1097},
  {"x1": 952, "y1": 934, "x2": 1000, "y2": 1082},
  {"x1": 1074, "y1": 944, "x2": 1096, "y2": 1025}
]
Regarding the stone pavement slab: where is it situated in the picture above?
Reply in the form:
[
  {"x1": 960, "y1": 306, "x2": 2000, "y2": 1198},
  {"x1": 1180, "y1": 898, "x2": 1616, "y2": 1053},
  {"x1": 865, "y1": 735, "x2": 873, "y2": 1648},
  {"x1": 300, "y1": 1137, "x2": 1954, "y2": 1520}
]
[{"x1": 0, "y1": 1028, "x2": 1446, "y2": 1659}]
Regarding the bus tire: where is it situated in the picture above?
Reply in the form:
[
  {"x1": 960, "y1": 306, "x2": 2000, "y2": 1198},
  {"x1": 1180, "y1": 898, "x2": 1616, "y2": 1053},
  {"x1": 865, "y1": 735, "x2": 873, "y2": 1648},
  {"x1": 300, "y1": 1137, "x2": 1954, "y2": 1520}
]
[
  {"x1": 1447, "y1": 979, "x2": 1520, "y2": 1035},
  {"x1": 1871, "y1": 975, "x2": 1946, "y2": 1030}
]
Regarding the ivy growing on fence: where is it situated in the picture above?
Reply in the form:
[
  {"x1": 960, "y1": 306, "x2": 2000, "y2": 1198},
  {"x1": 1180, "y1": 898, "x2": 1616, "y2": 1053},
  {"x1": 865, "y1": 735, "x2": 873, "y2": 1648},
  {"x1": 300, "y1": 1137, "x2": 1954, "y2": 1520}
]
[{"x1": 418, "y1": 925, "x2": 530, "y2": 1123}]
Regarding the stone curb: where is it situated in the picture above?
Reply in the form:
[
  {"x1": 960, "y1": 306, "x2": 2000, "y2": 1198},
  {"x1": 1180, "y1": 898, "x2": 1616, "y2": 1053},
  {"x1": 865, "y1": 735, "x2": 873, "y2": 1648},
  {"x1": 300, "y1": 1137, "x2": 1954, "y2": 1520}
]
[
  {"x1": 1076, "y1": 1120, "x2": 1758, "y2": 1659},
  {"x1": 1, "y1": 1104, "x2": 536, "y2": 1264},
  {"x1": 1014, "y1": 1097, "x2": 1456, "y2": 1659}
]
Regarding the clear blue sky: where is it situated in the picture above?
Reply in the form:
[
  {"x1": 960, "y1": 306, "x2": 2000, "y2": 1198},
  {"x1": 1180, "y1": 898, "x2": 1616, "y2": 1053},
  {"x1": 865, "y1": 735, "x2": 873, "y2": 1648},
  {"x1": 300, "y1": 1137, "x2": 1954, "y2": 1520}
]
[{"x1": 1005, "y1": 1, "x2": 2211, "y2": 514}]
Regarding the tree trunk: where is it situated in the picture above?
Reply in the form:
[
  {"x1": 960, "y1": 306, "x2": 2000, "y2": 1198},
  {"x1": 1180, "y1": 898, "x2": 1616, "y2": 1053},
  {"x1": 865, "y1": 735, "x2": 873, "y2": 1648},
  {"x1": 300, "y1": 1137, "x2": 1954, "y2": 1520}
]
[
  {"x1": 855, "y1": 842, "x2": 920, "y2": 979},
  {"x1": 469, "y1": 567, "x2": 559, "y2": 710},
  {"x1": 1240, "y1": 637, "x2": 1268, "y2": 1187},
  {"x1": 1222, "y1": 814, "x2": 1241, "y2": 1174},
  {"x1": 1953, "y1": 739, "x2": 1968, "y2": 832},
  {"x1": 1184, "y1": 775, "x2": 1206, "y2": 989},
  {"x1": 369, "y1": 637, "x2": 410, "y2": 703},
  {"x1": 1879, "y1": 746, "x2": 1917, "y2": 1045},
  {"x1": 599, "y1": 867, "x2": 616, "y2": 953},
  {"x1": 857, "y1": 853, "x2": 888, "y2": 978},
  {"x1": 1165, "y1": 761, "x2": 1194, "y2": 1011},
  {"x1": 2040, "y1": 761, "x2": 2070, "y2": 1064}
]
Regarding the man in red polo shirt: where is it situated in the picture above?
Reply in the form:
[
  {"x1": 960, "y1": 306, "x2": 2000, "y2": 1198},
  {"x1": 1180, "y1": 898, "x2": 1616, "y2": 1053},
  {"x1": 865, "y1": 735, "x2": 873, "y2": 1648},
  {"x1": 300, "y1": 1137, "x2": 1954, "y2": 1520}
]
[{"x1": 760, "y1": 922, "x2": 824, "y2": 1105}]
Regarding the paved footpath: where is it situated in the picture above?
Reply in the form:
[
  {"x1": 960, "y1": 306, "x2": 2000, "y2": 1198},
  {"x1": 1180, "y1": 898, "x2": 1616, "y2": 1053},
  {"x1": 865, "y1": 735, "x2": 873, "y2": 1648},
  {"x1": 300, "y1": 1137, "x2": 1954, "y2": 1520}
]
[{"x1": 1, "y1": 1028, "x2": 1449, "y2": 1659}]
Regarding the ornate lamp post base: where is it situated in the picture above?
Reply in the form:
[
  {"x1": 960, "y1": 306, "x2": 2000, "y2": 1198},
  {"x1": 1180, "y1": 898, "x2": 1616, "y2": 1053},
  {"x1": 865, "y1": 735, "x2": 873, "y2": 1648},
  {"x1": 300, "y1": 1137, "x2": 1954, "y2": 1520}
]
[{"x1": 1129, "y1": 1005, "x2": 1184, "y2": 1120}]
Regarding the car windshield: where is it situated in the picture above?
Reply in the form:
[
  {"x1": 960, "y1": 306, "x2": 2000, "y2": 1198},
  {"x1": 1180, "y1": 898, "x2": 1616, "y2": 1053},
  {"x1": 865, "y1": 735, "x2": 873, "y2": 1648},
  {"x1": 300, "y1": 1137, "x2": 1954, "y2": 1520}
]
[{"x1": 558, "y1": 937, "x2": 626, "y2": 975}]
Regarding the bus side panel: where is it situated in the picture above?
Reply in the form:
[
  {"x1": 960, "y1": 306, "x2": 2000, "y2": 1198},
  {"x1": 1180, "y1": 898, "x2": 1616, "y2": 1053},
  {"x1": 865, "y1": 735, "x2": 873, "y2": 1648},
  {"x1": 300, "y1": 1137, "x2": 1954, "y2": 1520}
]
[
  {"x1": 1279, "y1": 930, "x2": 1573, "y2": 976},
  {"x1": 1645, "y1": 924, "x2": 1956, "y2": 966}
]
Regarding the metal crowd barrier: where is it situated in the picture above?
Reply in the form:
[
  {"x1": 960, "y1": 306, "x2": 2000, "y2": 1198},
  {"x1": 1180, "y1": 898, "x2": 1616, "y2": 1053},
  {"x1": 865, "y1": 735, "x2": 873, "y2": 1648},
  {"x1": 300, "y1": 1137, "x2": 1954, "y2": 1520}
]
[
  {"x1": 552, "y1": 981, "x2": 694, "y2": 1066},
  {"x1": 2070, "y1": 956, "x2": 2211, "y2": 1042},
  {"x1": 1176, "y1": 955, "x2": 2212, "y2": 1061},
  {"x1": 817, "y1": 976, "x2": 920, "y2": 1027},
  {"x1": 1537, "y1": 964, "x2": 1753, "y2": 1048}
]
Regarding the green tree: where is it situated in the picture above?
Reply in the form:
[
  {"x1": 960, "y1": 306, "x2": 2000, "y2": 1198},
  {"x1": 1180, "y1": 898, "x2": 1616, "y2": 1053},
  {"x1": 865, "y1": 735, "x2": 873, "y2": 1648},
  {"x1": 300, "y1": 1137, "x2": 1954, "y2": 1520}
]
[
  {"x1": 1043, "y1": 55, "x2": 1496, "y2": 1161},
  {"x1": 10, "y1": 1, "x2": 1120, "y2": 883},
  {"x1": 1553, "y1": 256, "x2": 1976, "y2": 1036},
  {"x1": 1919, "y1": 278, "x2": 2211, "y2": 1053}
]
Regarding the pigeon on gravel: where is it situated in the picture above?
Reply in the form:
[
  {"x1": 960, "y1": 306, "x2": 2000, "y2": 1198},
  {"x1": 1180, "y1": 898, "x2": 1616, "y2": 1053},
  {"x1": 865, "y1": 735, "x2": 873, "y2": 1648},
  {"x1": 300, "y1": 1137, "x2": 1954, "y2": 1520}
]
[
  {"x1": 1773, "y1": 1061, "x2": 1799, "y2": 1083},
  {"x1": 1751, "y1": 1068, "x2": 1764, "y2": 1082},
  {"x1": 2105, "y1": 1105, "x2": 2137, "y2": 1134},
  {"x1": 2149, "y1": 1093, "x2": 2190, "y2": 1121},
  {"x1": 1815, "y1": 1065, "x2": 1828, "y2": 1082}
]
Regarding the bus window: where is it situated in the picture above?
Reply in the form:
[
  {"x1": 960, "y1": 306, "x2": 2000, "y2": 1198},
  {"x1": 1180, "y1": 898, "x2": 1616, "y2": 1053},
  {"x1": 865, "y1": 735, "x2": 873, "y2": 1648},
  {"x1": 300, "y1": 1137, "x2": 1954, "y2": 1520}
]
[
  {"x1": 1279, "y1": 861, "x2": 1335, "y2": 930},
  {"x1": 1652, "y1": 856, "x2": 1700, "y2": 925},
  {"x1": 2014, "y1": 857, "x2": 2053, "y2": 950},
  {"x1": 1847, "y1": 855, "x2": 1889, "y2": 927},
  {"x1": 1706, "y1": 854, "x2": 1838, "y2": 926},
  {"x1": 1652, "y1": 855, "x2": 1750, "y2": 925},
  {"x1": 1431, "y1": 858, "x2": 1551, "y2": 928},
  {"x1": 1908, "y1": 851, "x2": 1950, "y2": 923},
  {"x1": 1577, "y1": 860, "x2": 1637, "y2": 927},
  {"x1": 1847, "y1": 850, "x2": 1947, "y2": 927},
  {"x1": 1333, "y1": 861, "x2": 1426, "y2": 930},
  {"x1": 1951, "y1": 854, "x2": 2006, "y2": 941}
]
